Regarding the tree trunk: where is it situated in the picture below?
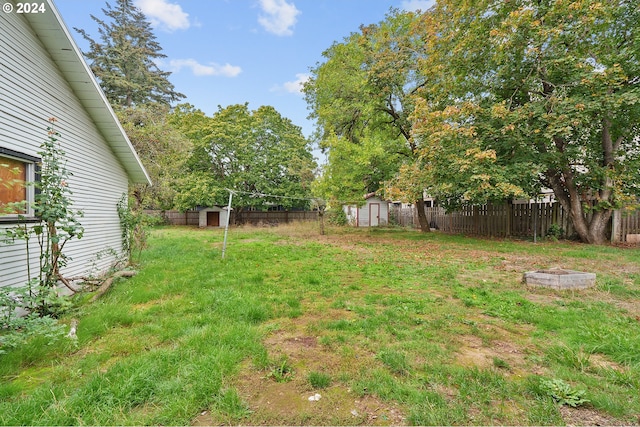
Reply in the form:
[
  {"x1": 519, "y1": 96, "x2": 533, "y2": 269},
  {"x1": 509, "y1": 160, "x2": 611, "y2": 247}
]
[
  {"x1": 584, "y1": 209, "x2": 613, "y2": 245},
  {"x1": 551, "y1": 186, "x2": 612, "y2": 244},
  {"x1": 415, "y1": 198, "x2": 430, "y2": 232}
]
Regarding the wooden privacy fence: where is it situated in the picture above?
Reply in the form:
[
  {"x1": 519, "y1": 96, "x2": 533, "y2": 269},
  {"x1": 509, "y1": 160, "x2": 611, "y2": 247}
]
[
  {"x1": 613, "y1": 210, "x2": 640, "y2": 243},
  {"x1": 391, "y1": 202, "x2": 640, "y2": 242},
  {"x1": 144, "y1": 210, "x2": 199, "y2": 226},
  {"x1": 234, "y1": 210, "x2": 318, "y2": 225},
  {"x1": 424, "y1": 202, "x2": 574, "y2": 238},
  {"x1": 144, "y1": 209, "x2": 318, "y2": 226}
]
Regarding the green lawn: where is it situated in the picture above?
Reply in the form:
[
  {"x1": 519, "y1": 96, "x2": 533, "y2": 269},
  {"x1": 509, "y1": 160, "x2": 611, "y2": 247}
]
[{"x1": 1, "y1": 224, "x2": 640, "y2": 425}]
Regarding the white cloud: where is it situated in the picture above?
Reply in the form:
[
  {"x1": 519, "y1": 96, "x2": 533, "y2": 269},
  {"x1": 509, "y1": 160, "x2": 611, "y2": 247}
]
[
  {"x1": 272, "y1": 73, "x2": 310, "y2": 95},
  {"x1": 170, "y1": 59, "x2": 242, "y2": 77},
  {"x1": 400, "y1": 0, "x2": 435, "y2": 12},
  {"x1": 257, "y1": 0, "x2": 300, "y2": 36},
  {"x1": 135, "y1": 0, "x2": 190, "y2": 32}
]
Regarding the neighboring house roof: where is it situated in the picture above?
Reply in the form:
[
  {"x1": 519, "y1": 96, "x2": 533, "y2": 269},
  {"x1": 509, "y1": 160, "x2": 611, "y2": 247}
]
[{"x1": 23, "y1": 0, "x2": 151, "y2": 185}]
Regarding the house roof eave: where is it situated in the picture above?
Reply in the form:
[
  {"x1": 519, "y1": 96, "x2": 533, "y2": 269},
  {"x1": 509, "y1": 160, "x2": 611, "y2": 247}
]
[{"x1": 24, "y1": 1, "x2": 151, "y2": 185}]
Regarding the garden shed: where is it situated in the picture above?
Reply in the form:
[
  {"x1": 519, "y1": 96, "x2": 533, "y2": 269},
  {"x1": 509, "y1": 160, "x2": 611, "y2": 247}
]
[
  {"x1": 198, "y1": 206, "x2": 232, "y2": 228},
  {"x1": 0, "y1": 0, "x2": 150, "y2": 290},
  {"x1": 343, "y1": 193, "x2": 389, "y2": 227}
]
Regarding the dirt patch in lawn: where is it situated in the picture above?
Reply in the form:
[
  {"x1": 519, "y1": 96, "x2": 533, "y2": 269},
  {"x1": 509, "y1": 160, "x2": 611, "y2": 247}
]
[
  {"x1": 203, "y1": 372, "x2": 407, "y2": 426},
  {"x1": 193, "y1": 380, "x2": 406, "y2": 426},
  {"x1": 559, "y1": 405, "x2": 637, "y2": 426},
  {"x1": 195, "y1": 322, "x2": 407, "y2": 426},
  {"x1": 455, "y1": 331, "x2": 544, "y2": 378}
]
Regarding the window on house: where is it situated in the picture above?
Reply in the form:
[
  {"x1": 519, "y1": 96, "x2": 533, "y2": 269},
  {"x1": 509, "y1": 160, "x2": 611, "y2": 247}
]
[{"x1": 0, "y1": 148, "x2": 39, "y2": 219}]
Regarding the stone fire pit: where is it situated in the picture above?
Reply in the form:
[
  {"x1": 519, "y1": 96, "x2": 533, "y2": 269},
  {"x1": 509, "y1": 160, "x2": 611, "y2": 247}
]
[{"x1": 523, "y1": 268, "x2": 596, "y2": 290}]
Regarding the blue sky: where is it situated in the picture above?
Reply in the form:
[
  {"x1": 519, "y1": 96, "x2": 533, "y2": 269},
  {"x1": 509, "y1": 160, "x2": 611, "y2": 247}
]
[{"x1": 55, "y1": 0, "x2": 435, "y2": 155}]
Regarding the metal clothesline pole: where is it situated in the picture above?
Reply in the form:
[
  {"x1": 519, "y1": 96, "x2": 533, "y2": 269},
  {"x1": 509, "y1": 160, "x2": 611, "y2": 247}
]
[{"x1": 221, "y1": 189, "x2": 234, "y2": 259}]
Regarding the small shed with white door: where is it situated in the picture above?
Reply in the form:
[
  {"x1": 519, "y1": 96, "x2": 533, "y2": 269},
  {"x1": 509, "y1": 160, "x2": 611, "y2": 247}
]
[
  {"x1": 343, "y1": 193, "x2": 389, "y2": 227},
  {"x1": 198, "y1": 206, "x2": 232, "y2": 228}
]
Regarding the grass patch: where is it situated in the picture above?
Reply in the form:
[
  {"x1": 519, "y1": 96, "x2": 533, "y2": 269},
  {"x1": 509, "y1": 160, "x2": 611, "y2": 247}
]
[
  {"x1": 307, "y1": 371, "x2": 331, "y2": 389},
  {"x1": 1, "y1": 224, "x2": 639, "y2": 425}
]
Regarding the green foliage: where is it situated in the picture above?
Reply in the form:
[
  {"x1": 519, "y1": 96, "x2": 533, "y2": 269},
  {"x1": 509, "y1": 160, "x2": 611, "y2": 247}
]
[
  {"x1": 492, "y1": 357, "x2": 510, "y2": 370},
  {"x1": 36, "y1": 120, "x2": 84, "y2": 288},
  {"x1": 268, "y1": 356, "x2": 294, "y2": 383},
  {"x1": 75, "y1": 0, "x2": 184, "y2": 107},
  {"x1": 325, "y1": 207, "x2": 347, "y2": 226},
  {"x1": 211, "y1": 388, "x2": 252, "y2": 421},
  {"x1": 411, "y1": 0, "x2": 640, "y2": 243},
  {"x1": 171, "y1": 103, "x2": 316, "y2": 211},
  {"x1": 306, "y1": 2, "x2": 640, "y2": 243},
  {"x1": 116, "y1": 194, "x2": 147, "y2": 264},
  {"x1": 314, "y1": 132, "x2": 404, "y2": 205},
  {"x1": 305, "y1": 11, "x2": 425, "y2": 208},
  {"x1": 377, "y1": 349, "x2": 410, "y2": 375},
  {"x1": 0, "y1": 313, "x2": 67, "y2": 355},
  {"x1": 117, "y1": 105, "x2": 192, "y2": 210},
  {"x1": 541, "y1": 378, "x2": 589, "y2": 408},
  {"x1": 546, "y1": 224, "x2": 564, "y2": 241}
]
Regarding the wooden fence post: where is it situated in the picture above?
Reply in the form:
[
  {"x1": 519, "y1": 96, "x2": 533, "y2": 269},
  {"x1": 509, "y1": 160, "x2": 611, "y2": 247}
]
[
  {"x1": 611, "y1": 209, "x2": 621, "y2": 243},
  {"x1": 473, "y1": 205, "x2": 479, "y2": 235},
  {"x1": 507, "y1": 202, "x2": 513, "y2": 237}
]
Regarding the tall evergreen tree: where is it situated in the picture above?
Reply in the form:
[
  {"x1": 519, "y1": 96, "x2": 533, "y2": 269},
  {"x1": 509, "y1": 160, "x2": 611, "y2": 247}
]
[{"x1": 75, "y1": 0, "x2": 184, "y2": 107}]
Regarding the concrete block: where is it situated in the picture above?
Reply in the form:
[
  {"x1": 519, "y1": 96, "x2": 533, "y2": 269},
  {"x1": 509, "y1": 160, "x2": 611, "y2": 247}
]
[{"x1": 523, "y1": 268, "x2": 596, "y2": 290}]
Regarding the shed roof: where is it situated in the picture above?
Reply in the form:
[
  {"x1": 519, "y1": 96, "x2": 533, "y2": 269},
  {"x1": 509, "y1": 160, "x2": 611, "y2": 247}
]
[{"x1": 23, "y1": 0, "x2": 151, "y2": 185}]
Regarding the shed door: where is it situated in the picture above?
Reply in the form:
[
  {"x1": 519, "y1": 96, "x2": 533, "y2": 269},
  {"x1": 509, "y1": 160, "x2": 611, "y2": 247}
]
[
  {"x1": 369, "y1": 203, "x2": 380, "y2": 227},
  {"x1": 207, "y1": 211, "x2": 220, "y2": 227}
]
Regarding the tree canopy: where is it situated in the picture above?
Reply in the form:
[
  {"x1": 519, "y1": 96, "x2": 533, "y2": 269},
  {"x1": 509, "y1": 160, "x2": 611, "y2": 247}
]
[
  {"x1": 171, "y1": 104, "x2": 317, "y2": 212},
  {"x1": 410, "y1": 0, "x2": 640, "y2": 243},
  {"x1": 75, "y1": 0, "x2": 184, "y2": 107},
  {"x1": 117, "y1": 105, "x2": 192, "y2": 209},
  {"x1": 305, "y1": 1, "x2": 640, "y2": 243},
  {"x1": 304, "y1": 10, "x2": 432, "y2": 230}
]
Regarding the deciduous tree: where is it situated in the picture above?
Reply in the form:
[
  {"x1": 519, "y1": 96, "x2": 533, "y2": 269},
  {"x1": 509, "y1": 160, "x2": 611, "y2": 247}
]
[
  {"x1": 171, "y1": 104, "x2": 316, "y2": 213},
  {"x1": 304, "y1": 10, "x2": 433, "y2": 231},
  {"x1": 117, "y1": 104, "x2": 192, "y2": 209},
  {"x1": 413, "y1": 0, "x2": 640, "y2": 243}
]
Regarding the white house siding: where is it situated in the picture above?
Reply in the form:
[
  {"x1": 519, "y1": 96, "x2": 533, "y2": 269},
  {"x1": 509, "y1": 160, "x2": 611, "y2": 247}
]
[{"x1": 0, "y1": 10, "x2": 130, "y2": 289}]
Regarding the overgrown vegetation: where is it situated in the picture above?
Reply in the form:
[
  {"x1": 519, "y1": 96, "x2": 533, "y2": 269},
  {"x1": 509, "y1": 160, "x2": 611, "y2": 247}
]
[
  {"x1": 1, "y1": 225, "x2": 639, "y2": 425},
  {"x1": 116, "y1": 194, "x2": 148, "y2": 264}
]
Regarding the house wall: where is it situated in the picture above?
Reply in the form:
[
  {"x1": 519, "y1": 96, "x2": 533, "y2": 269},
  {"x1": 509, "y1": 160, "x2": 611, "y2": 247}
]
[{"x1": 0, "y1": 11, "x2": 129, "y2": 289}]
